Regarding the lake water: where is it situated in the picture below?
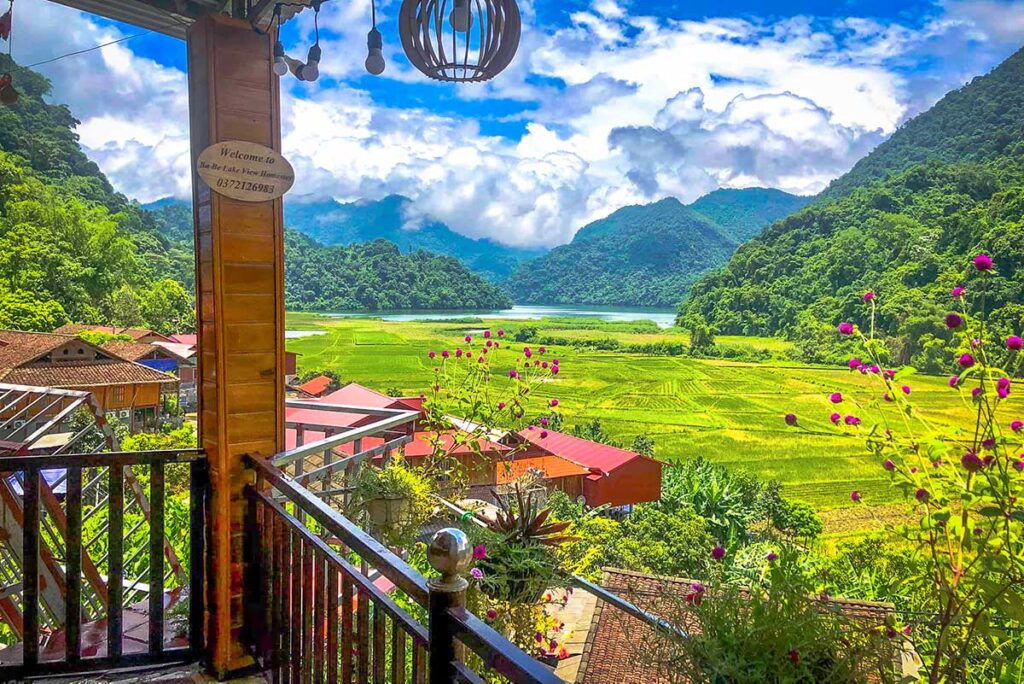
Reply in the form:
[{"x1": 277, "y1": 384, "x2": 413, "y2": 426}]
[{"x1": 320, "y1": 305, "x2": 678, "y2": 328}]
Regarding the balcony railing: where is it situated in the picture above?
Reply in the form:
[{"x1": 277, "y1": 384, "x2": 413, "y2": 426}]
[{"x1": 0, "y1": 448, "x2": 207, "y2": 679}]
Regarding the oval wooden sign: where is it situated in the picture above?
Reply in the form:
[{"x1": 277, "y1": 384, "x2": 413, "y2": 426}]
[{"x1": 197, "y1": 140, "x2": 295, "y2": 202}]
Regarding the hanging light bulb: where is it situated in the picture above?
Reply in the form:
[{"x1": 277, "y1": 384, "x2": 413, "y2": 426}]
[
  {"x1": 365, "y1": 27, "x2": 385, "y2": 75},
  {"x1": 449, "y1": 0, "x2": 471, "y2": 32},
  {"x1": 273, "y1": 40, "x2": 289, "y2": 76},
  {"x1": 300, "y1": 43, "x2": 321, "y2": 81}
]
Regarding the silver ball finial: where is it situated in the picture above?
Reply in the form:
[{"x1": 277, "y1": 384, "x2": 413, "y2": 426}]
[{"x1": 427, "y1": 528, "x2": 472, "y2": 580}]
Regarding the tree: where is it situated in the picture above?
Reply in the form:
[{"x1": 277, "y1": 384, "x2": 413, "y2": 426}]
[
  {"x1": 140, "y1": 278, "x2": 194, "y2": 333},
  {"x1": 105, "y1": 284, "x2": 144, "y2": 327},
  {"x1": 0, "y1": 288, "x2": 68, "y2": 331}
]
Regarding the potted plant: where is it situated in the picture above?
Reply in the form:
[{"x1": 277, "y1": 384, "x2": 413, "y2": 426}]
[{"x1": 349, "y1": 456, "x2": 435, "y2": 547}]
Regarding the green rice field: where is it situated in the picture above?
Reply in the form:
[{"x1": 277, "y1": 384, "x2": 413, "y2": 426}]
[{"x1": 285, "y1": 313, "x2": 979, "y2": 535}]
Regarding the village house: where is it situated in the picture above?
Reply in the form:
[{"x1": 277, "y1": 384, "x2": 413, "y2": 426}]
[
  {"x1": 286, "y1": 382, "x2": 663, "y2": 508},
  {"x1": 0, "y1": 330, "x2": 177, "y2": 432}
]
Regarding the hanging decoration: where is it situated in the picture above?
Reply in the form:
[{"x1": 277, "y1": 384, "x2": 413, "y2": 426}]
[
  {"x1": 0, "y1": 0, "x2": 16, "y2": 106},
  {"x1": 364, "y1": 0, "x2": 385, "y2": 75},
  {"x1": 398, "y1": 0, "x2": 520, "y2": 82},
  {"x1": 269, "y1": 0, "x2": 322, "y2": 82}
]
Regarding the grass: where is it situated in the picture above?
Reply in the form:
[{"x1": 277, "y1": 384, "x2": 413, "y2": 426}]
[{"x1": 285, "y1": 313, "x2": 979, "y2": 532}]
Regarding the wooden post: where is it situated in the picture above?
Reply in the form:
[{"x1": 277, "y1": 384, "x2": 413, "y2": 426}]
[
  {"x1": 426, "y1": 529, "x2": 472, "y2": 683},
  {"x1": 186, "y1": 14, "x2": 286, "y2": 677}
]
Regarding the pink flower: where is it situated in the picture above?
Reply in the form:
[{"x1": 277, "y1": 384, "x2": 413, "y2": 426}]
[
  {"x1": 838, "y1": 322, "x2": 854, "y2": 335},
  {"x1": 473, "y1": 544, "x2": 487, "y2": 560},
  {"x1": 901, "y1": 385, "x2": 911, "y2": 395},
  {"x1": 972, "y1": 387, "x2": 982, "y2": 398},
  {"x1": 470, "y1": 567, "x2": 483, "y2": 580},
  {"x1": 830, "y1": 412, "x2": 842, "y2": 424},
  {"x1": 550, "y1": 399, "x2": 559, "y2": 407},
  {"x1": 523, "y1": 347, "x2": 532, "y2": 358},
  {"x1": 883, "y1": 459, "x2": 895, "y2": 471},
  {"x1": 910, "y1": 466, "x2": 918, "y2": 474},
  {"x1": 465, "y1": 335, "x2": 472, "y2": 343},
  {"x1": 997, "y1": 377, "x2": 1011, "y2": 399},
  {"x1": 552, "y1": 358, "x2": 560, "y2": 366},
  {"x1": 850, "y1": 490, "x2": 861, "y2": 502},
  {"x1": 486, "y1": 609, "x2": 497, "y2": 620},
  {"x1": 711, "y1": 545, "x2": 726, "y2": 560},
  {"x1": 863, "y1": 290, "x2": 875, "y2": 301},
  {"x1": 1007, "y1": 335, "x2": 1023, "y2": 351},
  {"x1": 1014, "y1": 460, "x2": 1024, "y2": 472},
  {"x1": 973, "y1": 253, "x2": 994, "y2": 271},
  {"x1": 829, "y1": 392, "x2": 843, "y2": 404},
  {"x1": 485, "y1": 340, "x2": 493, "y2": 347},
  {"x1": 958, "y1": 353, "x2": 975, "y2": 368},
  {"x1": 456, "y1": 348, "x2": 463, "y2": 357},
  {"x1": 497, "y1": 329, "x2": 505, "y2": 337},
  {"x1": 540, "y1": 430, "x2": 549, "y2": 438},
  {"x1": 948, "y1": 376, "x2": 959, "y2": 388},
  {"x1": 497, "y1": 402, "x2": 506, "y2": 410},
  {"x1": 784, "y1": 413, "x2": 798, "y2": 426},
  {"x1": 951, "y1": 286, "x2": 965, "y2": 298},
  {"x1": 441, "y1": 350, "x2": 450, "y2": 359},
  {"x1": 915, "y1": 488, "x2": 930, "y2": 503},
  {"x1": 883, "y1": 369, "x2": 896, "y2": 380},
  {"x1": 538, "y1": 346, "x2": 546, "y2": 354},
  {"x1": 484, "y1": 330, "x2": 491, "y2": 338},
  {"x1": 845, "y1": 415, "x2": 861, "y2": 426},
  {"x1": 961, "y1": 451, "x2": 983, "y2": 472},
  {"x1": 550, "y1": 365, "x2": 560, "y2": 375},
  {"x1": 883, "y1": 392, "x2": 892, "y2": 402},
  {"x1": 1012, "y1": 420, "x2": 1023, "y2": 433},
  {"x1": 945, "y1": 313, "x2": 963, "y2": 329},
  {"x1": 509, "y1": 369, "x2": 519, "y2": 379},
  {"x1": 428, "y1": 351, "x2": 436, "y2": 359},
  {"x1": 766, "y1": 552, "x2": 778, "y2": 562},
  {"x1": 540, "y1": 417, "x2": 549, "y2": 427},
  {"x1": 535, "y1": 632, "x2": 543, "y2": 643},
  {"x1": 847, "y1": 357, "x2": 862, "y2": 370},
  {"x1": 971, "y1": 338, "x2": 982, "y2": 349}
]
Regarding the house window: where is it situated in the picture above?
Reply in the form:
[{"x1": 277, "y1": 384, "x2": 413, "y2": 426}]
[{"x1": 113, "y1": 386, "x2": 126, "y2": 403}]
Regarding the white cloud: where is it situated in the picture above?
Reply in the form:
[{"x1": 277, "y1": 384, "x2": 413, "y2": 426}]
[{"x1": 12, "y1": 0, "x2": 1024, "y2": 247}]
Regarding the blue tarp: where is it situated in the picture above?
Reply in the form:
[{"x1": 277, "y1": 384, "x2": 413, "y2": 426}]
[{"x1": 140, "y1": 358, "x2": 178, "y2": 372}]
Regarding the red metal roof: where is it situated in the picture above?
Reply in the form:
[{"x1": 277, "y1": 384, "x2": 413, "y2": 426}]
[
  {"x1": 295, "y1": 374, "x2": 333, "y2": 397},
  {"x1": 170, "y1": 333, "x2": 198, "y2": 347},
  {"x1": 320, "y1": 383, "x2": 396, "y2": 407},
  {"x1": 515, "y1": 429, "x2": 644, "y2": 474}
]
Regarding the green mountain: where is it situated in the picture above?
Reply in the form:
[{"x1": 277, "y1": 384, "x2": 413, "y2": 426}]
[
  {"x1": 679, "y1": 46, "x2": 1024, "y2": 370},
  {"x1": 504, "y1": 189, "x2": 810, "y2": 307},
  {"x1": 282, "y1": 195, "x2": 546, "y2": 282},
  {"x1": 0, "y1": 55, "x2": 511, "y2": 329}
]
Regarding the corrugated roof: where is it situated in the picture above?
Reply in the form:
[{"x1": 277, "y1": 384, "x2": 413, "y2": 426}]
[
  {"x1": 321, "y1": 383, "x2": 396, "y2": 408},
  {"x1": 516, "y1": 429, "x2": 644, "y2": 474},
  {"x1": 496, "y1": 455, "x2": 588, "y2": 484},
  {"x1": 296, "y1": 374, "x2": 333, "y2": 397}
]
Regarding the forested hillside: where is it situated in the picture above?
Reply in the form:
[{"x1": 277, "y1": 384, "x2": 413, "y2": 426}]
[
  {"x1": 679, "y1": 46, "x2": 1024, "y2": 371},
  {"x1": 505, "y1": 189, "x2": 808, "y2": 307},
  {"x1": 285, "y1": 232, "x2": 511, "y2": 311},
  {"x1": 0, "y1": 56, "x2": 512, "y2": 329}
]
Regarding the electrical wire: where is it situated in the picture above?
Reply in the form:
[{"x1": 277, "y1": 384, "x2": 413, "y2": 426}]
[{"x1": 21, "y1": 31, "x2": 150, "y2": 69}]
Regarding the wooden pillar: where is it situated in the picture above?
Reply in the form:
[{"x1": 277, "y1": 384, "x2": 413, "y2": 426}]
[{"x1": 186, "y1": 14, "x2": 286, "y2": 677}]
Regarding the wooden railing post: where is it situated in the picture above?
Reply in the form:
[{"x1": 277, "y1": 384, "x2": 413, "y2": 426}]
[{"x1": 426, "y1": 528, "x2": 472, "y2": 684}]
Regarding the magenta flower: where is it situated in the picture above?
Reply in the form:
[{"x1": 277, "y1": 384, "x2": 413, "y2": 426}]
[
  {"x1": 915, "y1": 488, "x2": 930, "y2": 503},
  {"x1": 766, "y1": 552, "x2": 778, "y2": 562},
  {"x1": 847, "y1": 357, "x2": 862, "y2": 370},
  {"x1": 838, "y1": 322, "x2": 854, "y2": 335},
  {"x1": 486, "y1": 609, "x2": 498, "y2": 620},
  {"x1": 901, "y1": 385, "x2": 911, "y2": 395},
  {"x1": 883, "y1": 369, "x2": 896, "y2": 379},
  {"x1": 845, "y1": 415, "x2": 861, "y2": 426},
  {"x1": 948, "y1": 376, "x2": 959, "y2": 388},
  {"x1": 971, "y1": 338, "x2": 982, "y2": 349},
  {"x1": 951, "y1": 286, "x2": 965, "y2": 298},
  {"x1": 465, "y1": 335, "x2": 472, "y2": 343},
  {"x1": 910, "y1": 466, "x2": 918, "y2": 474},
  {"x1": 972, "y1": 387, "x2": 982, "y2": 398},
  {"x1": 958, "y1": 353, "x2": 975, "y2": 368},
  {"x1": 1012, "y1": 420, "x2": 1023, "y2": 433},
  {"x1": 868, "y1": 364, "x2": 880, "y2": 374},
  {"x1": 473, "y1": 544, "x2": 487, "y2": 560},
  {"x1": 973, "y1": 253, "x2": 994, "y2": 271},
  {"x1": 961, "y1": 451, "x2": 983, "y2": 472},
  {"x1": 484, "y1": 330, "x2": 491, "y2": 338},
  {"x1": 456, "y1": 348, "x2": 463, "y2": 357},
  {"x1": 524, "y1": 348, "x2": 532, "y2": 358},
  {"x1": 830, "y1": 412, "x2": 841, "y2": 424},
  {"x1": 497, "y1": 329, "x2": 505, "y2": 337},
  {"x1": 883, "y1": 459, "x2": 895, "y2": 471},
  {"x1": 497, "y1": 402, "x2": 506, "y2": 410},
  {"x1": 540, "y1": 430, "x2": 549, "y2": 438},
  {"x1": 538, "y1": 346, "x2": 546, "y2": 354},
  {"x1": 829, "y1": 392, "x2": 843, "y2": 404},
  {"x1": 784, "y1": 413, "x2": 798, "y2": 426},
  {"x1": 541, "y1": 361, "x2": 549, "y2": 369},
  {"x1": 540, "y1": 417, "x2": 549, "y2": 427},
  {"x1": 945, "y1": 313, "x2": 963, "y2": 329},
  {"x1": 711, "y1": 545, "x2": 726, "y2": 560},
  {"x1": 428, "y1": 351, "x2": 436, "y2": 359},
  {"x1": 1014, "y1": 460, "x2": 1024, "y2": 472},
  {"x1": 982, "y1": 437, "x2": 995, "y2": 448},
  {"x1": 850, "y1": 490, "x2": 861, "y2": 502},
  {"x1": 550, "y1": 399, "x2": 559, "y2": 407},
  {"x1": 883, "y1": 392, "x2": 892, "y2": 402},
  {"x1": 485, "y1": 340, "x2": 493, "y2": 347},
  {"x1": 552, "y1": 358, "x2": 560, "y2": 366},
  {"x1": 790, "y1": 650, "x2": 800, "y2": 665},
  {"x1": 470, "y1": 567, "x2": 484, "y2": 580},
  {"x1": 1007, "y1": 335, "x2": 1023, "y2": 351},
  {"x1": 863, "y1": 290, "x2": 875, "y2": 301},
  {"x1": 508, "y1": 369, "x2": 519, "y2": 379},
  {"x1": 551, "y1": 366, "x2": 560, "y2": 375}
]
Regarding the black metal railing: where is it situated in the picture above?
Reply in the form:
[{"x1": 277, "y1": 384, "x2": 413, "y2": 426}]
[
  {"x1": 244, "y1": 454, "x2": 562, "y2": 684},
  {"x1": 0, "y1": 449, "x2": 207, "y2": 679}
]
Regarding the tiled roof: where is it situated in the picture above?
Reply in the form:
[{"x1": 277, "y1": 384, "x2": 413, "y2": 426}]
[
  {"x1": 577, "y1": 568, "x2": 898, "y2": 684},
  {"x1": 0, "y1": 330, "x2": 176, "y2": 388},
  {"x1": 516, "y1": 429, "x2": 646, "y2": 474},
  {"x1": 54, "y1": 324, "x2": 171, "y2": 342},
  {"x1": 101, "y1": 341, "x2": 159, "y2": 362},
  {"x1": 496, "y1": 455, "x2": 588, "y2": 484},
  {"x1": 296, "y1": 374, "x2": 333, "y2": 397}
]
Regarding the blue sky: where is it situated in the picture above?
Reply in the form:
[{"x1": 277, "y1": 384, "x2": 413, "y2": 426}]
[{"x1": 12, "y1": 0, "x2": 1024, "y2": 246}]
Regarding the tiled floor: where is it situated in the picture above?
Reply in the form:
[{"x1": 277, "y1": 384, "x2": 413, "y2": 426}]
[{"x1": 547, "y1": 588, "x2": 599, "y2": 683}]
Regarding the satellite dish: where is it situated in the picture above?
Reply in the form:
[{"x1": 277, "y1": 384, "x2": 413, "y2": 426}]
[{"x1": 576, "y1": 495, "x2": 587, "y2": 506}]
